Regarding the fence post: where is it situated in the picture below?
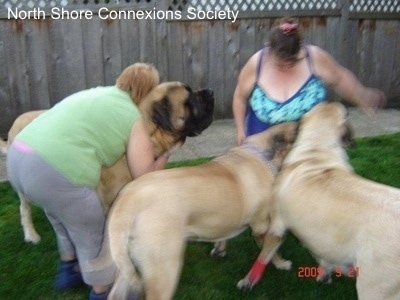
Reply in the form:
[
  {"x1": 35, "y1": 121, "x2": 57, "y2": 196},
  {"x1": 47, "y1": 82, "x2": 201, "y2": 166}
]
[{"x1": 337, "y1": 0, "x2": 351, "y2": 66}]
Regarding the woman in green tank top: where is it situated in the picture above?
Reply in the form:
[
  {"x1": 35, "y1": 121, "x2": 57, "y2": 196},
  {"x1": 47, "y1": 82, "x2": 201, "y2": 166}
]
[{"x1": 7, "y1": 63, "x2": 168, "y2": 300}]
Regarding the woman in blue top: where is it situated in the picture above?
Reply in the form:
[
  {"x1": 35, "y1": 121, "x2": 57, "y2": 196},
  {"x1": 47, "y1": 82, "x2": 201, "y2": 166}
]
[{"x1": 233, "y1": 17, "x2": 386, "y2": 145}]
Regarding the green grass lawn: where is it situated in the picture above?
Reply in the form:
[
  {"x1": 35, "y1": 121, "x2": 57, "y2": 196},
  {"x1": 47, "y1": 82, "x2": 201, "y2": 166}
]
[{"x1": 1, "y1": 133, "x2": 399, "y2": 300}]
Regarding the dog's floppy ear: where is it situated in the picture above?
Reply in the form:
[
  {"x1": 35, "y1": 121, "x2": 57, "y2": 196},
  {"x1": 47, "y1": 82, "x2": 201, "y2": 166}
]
[
  {"x1": 269, "y1": 122, "x2": 299, "y2": 158},
  {"x1": 151, "y1": 97, "x2": 174, "y2": 132},
  {"x1": 183, "y1": 83, "x2": 193, "y2": 93},
  {"x1": 270, "y1": 132, "x2": 287, "y2": 156}
]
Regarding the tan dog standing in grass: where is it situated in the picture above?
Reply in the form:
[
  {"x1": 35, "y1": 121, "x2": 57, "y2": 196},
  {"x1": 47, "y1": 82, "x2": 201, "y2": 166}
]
[
  {"x1": 238, "y1": 102, "x2": 400, "y2": 299},
  {"x1": 1, "y1": 81, "x2": 215, "y2": 244},
  {"x1": 106, "y1": 122, "x2": 298, "y2": 300}
]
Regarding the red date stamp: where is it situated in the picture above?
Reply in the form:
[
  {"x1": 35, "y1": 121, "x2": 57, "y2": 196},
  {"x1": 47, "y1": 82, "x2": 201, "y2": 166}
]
[
  {"x1": 334, "y1": 266, "x2": 360, "y2": 277},
  {"x1": 297, "y1": 266, "x2": 360, "y2": 278},
  {"x1": 297, "y1": 266, "x2": 324, "y2": 278}
]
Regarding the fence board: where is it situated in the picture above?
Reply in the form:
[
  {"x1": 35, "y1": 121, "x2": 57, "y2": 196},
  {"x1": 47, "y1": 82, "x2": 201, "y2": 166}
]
[
  {"x1": 373, "y1": 21, "x2": 397, "y2": 93},
  {"x1": 343, "y1": 20, "x2": 359, "y2": 73},
  {"x1": 207, "y1": 21, "x2": 225, "y2": 118},
  {"x1": 389, "y1": 21, "x2": 400, "y2": 101},
  {"x1": 182, "y1": 23, "x2": 194, "y2": 86},
  {"x1": 47, "y1": 20, "x2": 87, "y2": 103},
  {"x1": 310, "y1": 17, "x2": 328, "y2": 49},
  {"x1": 223, "y1": 21, "x2": 240, "y2": 119},
  {"x1": 24, "y1": 20, "x2": 51, "y2": 108},
  {"x1": 238, "y1": 19, "x2": 257, "y2": 68},
  {"x1": 166, "y1": 22, "x2": 185, "y2": 82},
  {"x1": 47, "y1": 20, "x2": 68, "y2": 104},
  {"x1": 358, "y1": 20, "x2": 374, "y2": 88},
  {"x1": 138, "y1": 19, "x2": 156, "y2": 64},
  {"x1": 81, "y1": 17, "x2": 105, "y2": 88},
  {"x1": 254, "y1": 18, "x2": 269, "y2": 50},
  {"x1": 325, "y1": 17, "x2": 340, "y2": 59},
  {"x1": 0, "y1": 21, "x2": 17, "y2": 132},
  {"x1": 8, "y1": 20, "x2": 31, "y2": 112},
  {"x1": 154, "y1": 19, "x2": 169, "y2": 82},
  {"x1": 61, "y1": 21, "x2": 87, "y2": 94},
  {"x1": 102, "y1": 18, "x2": 123, "y2": 85},
  {"x1": 188, "y1": 21, "x2": 208, "y2": 89}
]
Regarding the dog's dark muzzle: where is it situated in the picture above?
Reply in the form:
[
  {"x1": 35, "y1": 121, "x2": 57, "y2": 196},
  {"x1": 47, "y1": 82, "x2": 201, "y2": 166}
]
[
  {"x1": 185, "y1": 89, "x2": 215, "y2": 137},
  {"x1": 343, "y1": 123, "x2": 356, "y2": 148},
  {"x1": 202, "y1": 89, "x2": 214, "y2": 101}
]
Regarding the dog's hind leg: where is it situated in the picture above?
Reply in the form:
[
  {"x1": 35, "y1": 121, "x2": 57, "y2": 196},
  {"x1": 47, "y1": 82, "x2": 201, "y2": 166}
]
[
  {"x1": 19, "y1": 193, "x2": 41, "y2": 244},
  {"x1": 136, "y1": 218, "x2": 186, "y2": 300},
  {"x1": 141, "y1": 243, "x2": 185, "y2": 300},
  {"x1": 138, "y1": 237, "x2": 184, "y2": 298}
]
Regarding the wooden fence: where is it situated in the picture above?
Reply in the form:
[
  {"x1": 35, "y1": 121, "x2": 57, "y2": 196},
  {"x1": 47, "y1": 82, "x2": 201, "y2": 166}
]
[{"x1": 0, "y1": 0, "x2": 399, "y2": 137}]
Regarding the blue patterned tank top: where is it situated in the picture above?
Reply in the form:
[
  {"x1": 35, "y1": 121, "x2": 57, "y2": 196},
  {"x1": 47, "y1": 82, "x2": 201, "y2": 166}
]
[{"x1": 246, "y1": 46, "x2": 327, "y2": 136}]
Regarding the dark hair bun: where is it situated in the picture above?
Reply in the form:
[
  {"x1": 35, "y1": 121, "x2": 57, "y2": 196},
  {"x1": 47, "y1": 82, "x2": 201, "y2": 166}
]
[{"x1": 268, "y1": 17, "x2": 302, "y2": 61}]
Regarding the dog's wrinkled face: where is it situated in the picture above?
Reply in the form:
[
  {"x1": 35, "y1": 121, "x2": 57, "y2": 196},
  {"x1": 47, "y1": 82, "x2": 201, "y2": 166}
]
[
  {"x1": 301, "y1": 102, "x2": 355, "y2": 147},
  {"x1": 138, "y1": 82, "x2": 215, "y2": 156},
  {"x1": 324, "y1": 102, "x2": 355, "y2": 148},
  {"x1": 148, "y1": 82, "x2": 215, "y2": 138}
]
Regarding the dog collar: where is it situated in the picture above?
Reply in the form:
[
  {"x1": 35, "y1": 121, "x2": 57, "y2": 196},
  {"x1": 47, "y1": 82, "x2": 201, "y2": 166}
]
[{"x1": 242, "y1": 142, "x2": 278, "y2": 175}]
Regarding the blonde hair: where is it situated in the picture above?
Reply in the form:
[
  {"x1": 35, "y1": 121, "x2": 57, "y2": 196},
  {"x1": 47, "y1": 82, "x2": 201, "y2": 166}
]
[{"x1": 116, "y1": 63, "x2": 160, "y2": 104}]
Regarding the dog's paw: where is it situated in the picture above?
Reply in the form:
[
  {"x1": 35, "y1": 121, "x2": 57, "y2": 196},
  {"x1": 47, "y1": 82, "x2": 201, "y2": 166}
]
[
  {"x1": 316, "y1": 273, "x2": 332, "y2": 284},
  {"x1": 274, "y1": 259, "x2": 292, "y2": 270},
  {"x1": 24, "y1": 232, "x2": 41, "y2": 244},
  {"x1": 237, "y1": 278, "x2": 253, "y2": 291},
  {"x1": 210, "y1": 247, "x2": 226, "y2": 257},
  {"x1": 210, "y1": 241, "x2": 227, "y2": 258},
  {"x1": 271, "y1": 254, "x2": 292, "y2": 270}
]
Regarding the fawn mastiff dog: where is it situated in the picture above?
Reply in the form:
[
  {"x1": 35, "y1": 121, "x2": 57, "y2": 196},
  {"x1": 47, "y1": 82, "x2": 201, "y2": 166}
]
[
  {"x1": 107, "y1": 122, "x2": 298, "y2": 300},
  {"x1": 238, "y1": 102, "x2": 400, "y2": 299},
  {"x1": 1, "y1": 82, "x2": 215, "y2": 243}
]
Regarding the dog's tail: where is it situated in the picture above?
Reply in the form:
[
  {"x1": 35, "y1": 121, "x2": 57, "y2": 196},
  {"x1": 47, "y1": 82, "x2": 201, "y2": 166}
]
[
  {"x1": 109, "y1": 269, "x2": 142, "y2": 300},
  {"x1": 0, "y1": 139, "x2": 7, "y2": 155},
  {"x1": 108, "y1": 213, "x2": 143, "y2": 299}
]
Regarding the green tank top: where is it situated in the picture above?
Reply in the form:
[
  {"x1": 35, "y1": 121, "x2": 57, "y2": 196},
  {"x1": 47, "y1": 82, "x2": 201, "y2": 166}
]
[{"x1": 16, "y1": 86, "x2": 141, "y2": 187}]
